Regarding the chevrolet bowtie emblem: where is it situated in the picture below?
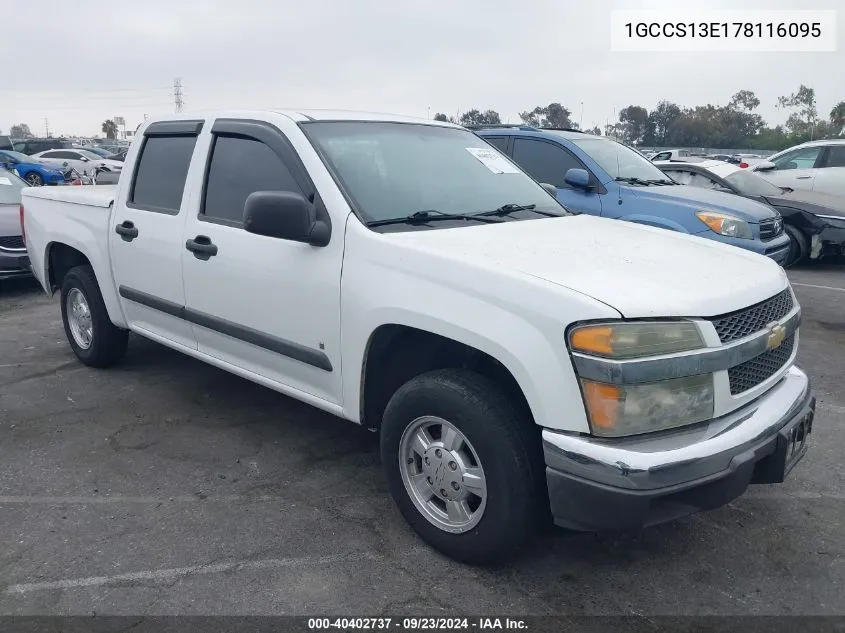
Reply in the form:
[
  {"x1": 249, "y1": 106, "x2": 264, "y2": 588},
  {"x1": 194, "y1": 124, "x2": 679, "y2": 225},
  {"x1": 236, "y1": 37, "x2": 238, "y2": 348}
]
[{"x1": 766, "y1": 323, "x2": 787, "y2": 350}]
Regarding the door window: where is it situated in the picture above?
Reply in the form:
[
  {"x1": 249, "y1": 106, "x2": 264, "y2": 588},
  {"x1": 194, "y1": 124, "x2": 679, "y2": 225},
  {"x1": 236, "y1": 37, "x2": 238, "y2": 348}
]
[
  {"x1": 823, "y1": 145, "x2": 845, "y2": 168},
  {"x1": 43, "y1": 150, "x2": 76, "y2": 159},
  {"x1": 511, "y1": 138, "x2": 583, "y2": 187},
  {"x1": 129, "y1": 135, "x2": 197, "y2": 213},
  {"x1": 201, "y1": 135, "x2": 304, "y2": 225},
  {"x1": 772, "y1": 147, "x2": 822, "y2": 170},
  {"x1": 483, "y1": 137, "x2": 509, "y2": 153}
]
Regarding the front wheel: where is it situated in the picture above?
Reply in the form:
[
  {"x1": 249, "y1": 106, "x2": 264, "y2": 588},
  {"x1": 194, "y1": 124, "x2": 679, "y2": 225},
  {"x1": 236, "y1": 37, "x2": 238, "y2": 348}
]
[
  {"x1": 380, "y1": 369, "x2": 544, "y2": 565},
  {"x1": 25, "y1": 172, "x2": 44, "y2": 186},
  {"x1": 784, "y1": 225, "x2": 808, "y2": 267},
  {"x1": 60, "y1": 265, "x2": 129, "y2": 367}
]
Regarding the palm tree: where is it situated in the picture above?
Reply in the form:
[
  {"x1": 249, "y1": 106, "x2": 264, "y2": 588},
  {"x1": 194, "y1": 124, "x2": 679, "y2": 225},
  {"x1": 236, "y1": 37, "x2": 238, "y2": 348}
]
[
  {"x1": 830, "y1": 102, "x2": 845, "y2": 136},
  {"x1": 102, "y1": 119, "x2": 119, "y2": 140}
]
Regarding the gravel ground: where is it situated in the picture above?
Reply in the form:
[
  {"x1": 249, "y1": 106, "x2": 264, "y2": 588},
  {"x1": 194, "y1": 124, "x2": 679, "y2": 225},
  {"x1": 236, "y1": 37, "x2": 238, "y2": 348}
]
[{"x1": 1, "y1": 261, "x2": 843, "y2": 616}]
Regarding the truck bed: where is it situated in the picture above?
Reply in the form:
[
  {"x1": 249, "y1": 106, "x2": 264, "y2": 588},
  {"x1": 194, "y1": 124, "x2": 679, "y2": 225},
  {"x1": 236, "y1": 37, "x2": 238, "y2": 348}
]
[
  {"x1": 21, "y1": 185, "x2": 118, "y2": 297},
  {"x1": 23, "y1": 185, "x2": 117, "y2": 208}
]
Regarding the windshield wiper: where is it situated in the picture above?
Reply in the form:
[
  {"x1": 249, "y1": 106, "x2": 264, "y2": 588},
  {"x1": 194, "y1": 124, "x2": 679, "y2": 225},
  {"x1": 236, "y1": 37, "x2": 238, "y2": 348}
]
[
  {"x1": 478, "y1": 203, "x2": 566, "y2": 218},
  {"x1": 615, "y1": 176, "x2": 653, "y2": 186},
  {"x1": 366, "y1": 209, "x2": 504, "y2": 227},
  {"x1": 648, "y1": 179, "x2": 676, "y2": 186}
]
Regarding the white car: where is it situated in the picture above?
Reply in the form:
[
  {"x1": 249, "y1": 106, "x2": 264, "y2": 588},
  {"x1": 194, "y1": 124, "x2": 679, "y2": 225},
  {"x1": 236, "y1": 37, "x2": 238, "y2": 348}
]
[
  {"x1": 752, "y1": 139, "x2": 845, "y2": 198},
  {"x1": 21, "y1": 109, "x2": 815, "y2": 565},
  {"x1": 31, "y1": 148, "x2": 123, "y2": 176}
]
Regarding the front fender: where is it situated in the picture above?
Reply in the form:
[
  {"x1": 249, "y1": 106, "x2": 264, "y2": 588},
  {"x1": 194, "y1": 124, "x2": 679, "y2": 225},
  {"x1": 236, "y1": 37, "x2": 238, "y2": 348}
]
[{"x1": 339, "y1": 237, "x2": 620, "y2": 433}]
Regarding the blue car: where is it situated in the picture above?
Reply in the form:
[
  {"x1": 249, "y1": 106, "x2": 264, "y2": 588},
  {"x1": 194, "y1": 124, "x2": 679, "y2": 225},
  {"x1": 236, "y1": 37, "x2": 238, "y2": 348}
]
[
  {"x1": 0, "y1": 150, "x2": 67, "y2": 186},
  {"x1": 474, "y1": 126, "x2": 791, "y2": 264}
]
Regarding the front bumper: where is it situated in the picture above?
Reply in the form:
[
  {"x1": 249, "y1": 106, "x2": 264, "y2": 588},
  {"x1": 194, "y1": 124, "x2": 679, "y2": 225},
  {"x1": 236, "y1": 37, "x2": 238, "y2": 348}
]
[
  {"x1": 0, "y1": 250, "x2": 31, "y2": 280},
  {"x1": 543, "y1": 365, "x2": 814, "y2": 531}
]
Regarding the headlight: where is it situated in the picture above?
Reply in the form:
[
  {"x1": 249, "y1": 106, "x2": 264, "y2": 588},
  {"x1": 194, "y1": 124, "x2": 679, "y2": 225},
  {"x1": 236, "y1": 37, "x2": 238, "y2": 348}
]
[
  {"x1": 570, "y1": 321, "x2": 703, "y2": 359},
  {"x1": 695, "y1": 211, "x2": 753, "y2": 239},
  {"x1": 569, "y1": 321, "x2": 712, "y2": 437},
  {"x1": 580, "y1": 374, "x2": 714, "y2": 437}
]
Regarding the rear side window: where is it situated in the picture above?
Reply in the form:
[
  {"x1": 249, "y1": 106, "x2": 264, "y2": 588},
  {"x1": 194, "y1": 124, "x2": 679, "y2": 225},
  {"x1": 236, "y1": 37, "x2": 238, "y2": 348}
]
[
  {"x1": 511, "y1": 138, "x2": 583, "y2": 187},
  {"x1": 130, "y1": 135, "x2": 197, "y2": 213},
  {"x1": 201, "y1": 135, "x2": 304, "y2": 225},
  {"x1": 824, "y1": 145, "x2": 845, "y2": 168},
  {"x1": 45, "y1": 150, "x2": 76, "y2": 159}
]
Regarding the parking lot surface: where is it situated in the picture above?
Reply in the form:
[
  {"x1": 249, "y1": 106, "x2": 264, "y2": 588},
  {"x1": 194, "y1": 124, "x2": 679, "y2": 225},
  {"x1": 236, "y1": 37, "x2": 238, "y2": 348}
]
[{"x1": 1, "y1": 262, "x2": 844, "y2": 616}]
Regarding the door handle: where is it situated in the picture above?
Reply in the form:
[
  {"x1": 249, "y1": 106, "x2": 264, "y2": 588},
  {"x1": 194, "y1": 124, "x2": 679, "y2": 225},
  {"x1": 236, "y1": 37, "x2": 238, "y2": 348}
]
[
  {"x1": 795, "y1": 175, "x2": 812, "y2": 180},
  {"x1": 185, "y1": 235, "x2": 218, "y2": 260},
  {"x1": 114, "y1": 220, "x2": 139, "y2": 242}
]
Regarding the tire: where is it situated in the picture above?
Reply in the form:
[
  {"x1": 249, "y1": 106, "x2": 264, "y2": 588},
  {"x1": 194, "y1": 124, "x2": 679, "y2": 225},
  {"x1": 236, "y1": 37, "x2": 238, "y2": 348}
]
[
  {"x1": 784, "y1": 225, "x2": 808, "y2": 268},
  {"x1": 25, "y1": 172, "x2": 44, "y2": 186},
  {"x1": 60, "y1": 265, "x2": 129, "y2": 367},
  {"x1": 380, "y1": 369, "x2": 545, "y2": 565}
]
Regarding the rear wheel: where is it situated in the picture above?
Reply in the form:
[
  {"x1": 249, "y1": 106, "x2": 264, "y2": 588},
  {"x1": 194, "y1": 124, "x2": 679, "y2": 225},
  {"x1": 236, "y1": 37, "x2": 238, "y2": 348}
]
[
  {"x1": 784, "y1": 225, "x2": 808, "y2": 267},
  {"x1": 60, "y1": 265, "x2": 129, "y2": 367},
  {"x1": 380, "y1": 369, "x2": 544, "y2": 565},
  {"x1": 25, "y1": 172, "x2": 44, "y2": 186}
]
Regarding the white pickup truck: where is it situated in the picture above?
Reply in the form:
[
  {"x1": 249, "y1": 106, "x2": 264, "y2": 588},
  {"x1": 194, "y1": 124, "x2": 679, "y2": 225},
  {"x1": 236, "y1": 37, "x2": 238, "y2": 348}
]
[{"x1": 22, "y1": 110, "x2": 815, "y2": 564}]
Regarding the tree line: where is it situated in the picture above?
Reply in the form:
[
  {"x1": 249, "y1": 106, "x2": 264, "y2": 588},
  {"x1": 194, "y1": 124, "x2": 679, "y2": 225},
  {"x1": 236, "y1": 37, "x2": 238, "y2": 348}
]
[
  {"x1": 435, "y1": 85, "x2": 845, "y2": 151},
  {"x1": 4, "y1": 120, "x2": 120, "y2": 140}
]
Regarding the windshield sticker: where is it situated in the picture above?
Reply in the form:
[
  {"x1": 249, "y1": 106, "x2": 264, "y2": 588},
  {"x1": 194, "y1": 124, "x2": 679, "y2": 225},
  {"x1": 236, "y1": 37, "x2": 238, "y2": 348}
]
[
  {"x1": 0, "y1": 177, "x2": 12, "y2": 186},
  {"x1": 465, "y1": 147, "x2": 521, "y2": 174}
]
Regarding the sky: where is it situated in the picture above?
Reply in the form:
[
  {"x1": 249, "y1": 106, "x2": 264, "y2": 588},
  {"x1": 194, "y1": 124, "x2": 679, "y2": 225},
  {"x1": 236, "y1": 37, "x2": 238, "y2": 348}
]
[{"x1": 1, "y1": 0, "x2": 843, "y2": 138}]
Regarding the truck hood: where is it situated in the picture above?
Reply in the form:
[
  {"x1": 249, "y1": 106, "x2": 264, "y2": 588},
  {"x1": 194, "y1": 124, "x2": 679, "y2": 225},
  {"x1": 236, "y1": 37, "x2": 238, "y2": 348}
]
[
  {"x1": 626, "y1": 183, "x2": 779, "y2": 222},
  {"x1": 390, "y1": 214, "x2": 788, "y2": 318}
]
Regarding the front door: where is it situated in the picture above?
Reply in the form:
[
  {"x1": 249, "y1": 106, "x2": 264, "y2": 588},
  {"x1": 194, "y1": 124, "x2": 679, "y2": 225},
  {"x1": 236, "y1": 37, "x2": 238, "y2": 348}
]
[
  {"x1": 109, "y1": 121, "x2": 204, "y2": 349},
  {"x1": 180, "y1": 118, "x2": 344, "y2": 405},
  {"x1": 509, "y1": 137, "x2": 603, "y2": 216}
]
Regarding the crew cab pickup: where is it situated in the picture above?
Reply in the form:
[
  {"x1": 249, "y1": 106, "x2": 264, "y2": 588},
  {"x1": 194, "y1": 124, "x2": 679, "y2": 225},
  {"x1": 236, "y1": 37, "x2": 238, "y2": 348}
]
[{"x1": 22, "y1": 110, "x2": 815, "y2": 564}]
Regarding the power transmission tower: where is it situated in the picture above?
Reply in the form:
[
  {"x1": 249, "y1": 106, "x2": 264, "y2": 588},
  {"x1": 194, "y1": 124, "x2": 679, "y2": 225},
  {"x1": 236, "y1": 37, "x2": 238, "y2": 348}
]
[{"x1": 174, "y1": 78, "x2": 184, "y2": 113}]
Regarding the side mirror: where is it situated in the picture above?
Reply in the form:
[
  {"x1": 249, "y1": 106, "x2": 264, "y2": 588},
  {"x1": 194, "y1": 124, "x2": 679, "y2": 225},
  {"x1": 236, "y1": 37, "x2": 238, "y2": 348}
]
[
  {"x1": 753, "y1": 161, "x2": 776, "y2": 172},
  {"x1": 539, "y1": 182, "x2": 558, "y2": 197},
  {"x1": 564, "y1": 168, "x2": 591, "y2": 190},
  {"x1": 80, "y1": 156, "x2": 90, "y2": 162},
  {"x1": 243, "y1": 191, "x2": 330, "y2": 246}
]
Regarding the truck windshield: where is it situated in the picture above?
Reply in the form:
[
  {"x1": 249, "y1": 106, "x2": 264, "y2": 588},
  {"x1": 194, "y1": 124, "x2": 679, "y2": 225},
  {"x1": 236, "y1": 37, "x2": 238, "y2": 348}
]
[
  {"x1": 570, "y1": 137, "x2": 671, "y2": 183},
  {"x1": 302, "y1": 122, "x2": 567, "y2": 226}
]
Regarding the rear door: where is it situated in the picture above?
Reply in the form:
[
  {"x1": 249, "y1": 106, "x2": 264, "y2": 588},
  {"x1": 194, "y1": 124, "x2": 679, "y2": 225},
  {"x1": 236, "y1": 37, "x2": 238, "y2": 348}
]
[
  {"x1": 812, "y1": 144, "x2": 845, "y2": 197},
  {"x1": 510, "y1": 137, "x2": 603, "y2": 215},
  {"x1": 179, "y1": 118, "x2": 344, "y2": 405},
  {"x1": 108, "y1": 119, "x2": 204, "y2": 349}
]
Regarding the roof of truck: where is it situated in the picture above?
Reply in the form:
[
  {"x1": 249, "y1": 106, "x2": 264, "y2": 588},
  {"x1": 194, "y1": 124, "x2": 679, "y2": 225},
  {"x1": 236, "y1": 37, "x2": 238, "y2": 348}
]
[{"x1": 144, "y1": 109, "x2": 459, "y2": 128}]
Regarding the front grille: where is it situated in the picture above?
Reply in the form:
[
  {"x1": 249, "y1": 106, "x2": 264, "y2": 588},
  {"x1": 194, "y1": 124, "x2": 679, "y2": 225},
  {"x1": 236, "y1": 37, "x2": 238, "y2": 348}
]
[
  {"x1": 708, "y1": 289, "x2": 794, "y2": 343},
  {"x1": 728, "y1": 334, "x2": 795, "y2": 394},
  {"x1": 759, "y1": 217, "x2": 784, "y2": 241},
  {"x1": 0, "y1": 235, "x2": 24, "y2": 250}
]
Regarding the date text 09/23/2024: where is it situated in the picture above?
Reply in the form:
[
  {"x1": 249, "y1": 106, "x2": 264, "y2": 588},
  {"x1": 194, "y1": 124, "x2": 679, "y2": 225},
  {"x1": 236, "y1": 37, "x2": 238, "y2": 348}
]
[{"x1": 308, "y1": 617, "x2": 527, "y2": 630}]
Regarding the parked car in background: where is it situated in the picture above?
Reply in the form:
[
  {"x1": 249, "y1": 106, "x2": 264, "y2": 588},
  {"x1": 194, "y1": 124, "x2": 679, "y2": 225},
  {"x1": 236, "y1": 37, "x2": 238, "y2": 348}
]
[
  {"x1": 474, "y1": 125, "x2": 790, "y2": 264},
  {"x1": 31, "y1": 148, "x2": 123, "y2": 176},
  {"x1": 752, "y1": 139, "x2": 845, "y2": 198},
  {"x1": 21, "y1": 110, "x2": 814, "y2": 564},
  {"x1": 0, "y1": 136, "x2": 14, "y2": 151},
  {"x1": 656, "y1": 159, "x2": 845, "y2": 265},
  {"x1": 0, "y1": 150, "x2": 68, "y2": 186},
  {"x1": 0, "y1": 168, "x2": 30, "y2": 280},
  {"x1": 709, "y1": 154, "x2": 742, "y2": 165},
  {"x1": 648, "y1": 149, "x2": 707, "y2": 163},
  {"x1": 76, "y1": 146, "x2": 112, "y2": 158},
  {"x1": 14, "y1": 138, "x2": 74, "y2": 155},
  {"x1": 106, "y1": 149, "x2": 128, "y2": 162}
]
